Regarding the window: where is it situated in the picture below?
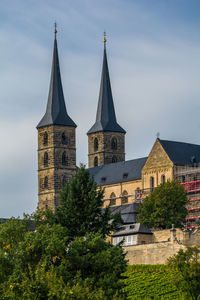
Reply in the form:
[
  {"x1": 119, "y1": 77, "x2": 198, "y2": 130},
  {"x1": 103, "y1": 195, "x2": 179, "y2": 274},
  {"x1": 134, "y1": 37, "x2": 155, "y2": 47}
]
[
  {"x1": 110, "y1": 199, "x2": 116, "y2": 206},
  {"x1": 62, "y1": 175, "x2": 67, "y2": 187},
  {"x1": 44, "y1": 152, "x2": 48, "y2": 167},
  {"x1": 182, "y1": 175, "x2": 185, "y2": 183},
  {"x1": 113, "y1": 235, "x2": 136, "y2": 246},
  {"x1": 112, "y1": 156, "x2": 117, "y2": 163},
  {"x1": 150, "y1": 177, "x2": 154, "y2": 191},
  {"x1": 121, "y1": 190, "x2": 128, "y2": 204},
  {"x1": 101, "y1": 177, "x2": 106, "y2": 183},
  {"x1": 94, "y1": 156, "x2": 98, "y2": 167},
  {"x1": 161, "y1": 175, "x2": 165, "y2": 184},
  {"x1": 111, "y1": 137, "x2": 117, "y2": 150},
  {"x1": 44, "y1": 176, "x2": 48, "y2": 189},
  {"x1": 61, "y1": 132, "x2": 67, "y2": 145},
  {"x1": 110, "y1": 191, "x2": 116, "y2": 206},
  {"x1": 94, "y1": 138, "x2": 98, "y2": 151},
  {"x1": 43, "y1": 132, "x2": 48, "y2": 146},
  {"x1": 62, "y1": 151, "x2": 69, "y2": 166},
  {"x1": 123, "y1": 173, "x2": 128, "y2": 179},
  {"x1": 110, "y1": 192, "x2": 116, "y2": 198}
]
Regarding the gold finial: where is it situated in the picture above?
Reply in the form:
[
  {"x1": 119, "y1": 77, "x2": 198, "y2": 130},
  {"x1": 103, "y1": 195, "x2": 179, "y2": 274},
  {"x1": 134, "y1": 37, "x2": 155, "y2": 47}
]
[
  {"x1": 54, "y1": 22, "x2": 57, "y2": 37},
  {"x1": 103, "y1": 31, "x2": 107, "y2": 44}
]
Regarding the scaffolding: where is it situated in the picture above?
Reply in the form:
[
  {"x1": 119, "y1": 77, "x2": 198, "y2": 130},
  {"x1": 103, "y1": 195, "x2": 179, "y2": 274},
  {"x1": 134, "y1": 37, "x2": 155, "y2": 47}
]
[{"x1": 174, "y1": 165, "x2": 200, "y2": 229}]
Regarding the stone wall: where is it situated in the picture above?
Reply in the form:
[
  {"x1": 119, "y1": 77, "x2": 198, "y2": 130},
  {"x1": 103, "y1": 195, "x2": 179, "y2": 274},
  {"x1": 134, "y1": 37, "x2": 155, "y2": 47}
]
[
  {"x1": 124, "y1": 228, "x2": 200, "y2": 265},
  {"x1": 125, "y1": 241, "x2": 186, "y2": 265}
]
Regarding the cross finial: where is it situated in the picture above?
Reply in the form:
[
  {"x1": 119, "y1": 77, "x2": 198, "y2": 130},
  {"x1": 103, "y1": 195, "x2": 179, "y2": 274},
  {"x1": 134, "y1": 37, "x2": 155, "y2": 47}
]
[
  {"x1": 156, "y1": 132, "x2": 160, "y2": 138},
  {"x1": 54, "y1": 22, "x2": 57, "y2": 38},
  {"x1": 103, "y1": 31, "x2": 107, "y2": 45}
]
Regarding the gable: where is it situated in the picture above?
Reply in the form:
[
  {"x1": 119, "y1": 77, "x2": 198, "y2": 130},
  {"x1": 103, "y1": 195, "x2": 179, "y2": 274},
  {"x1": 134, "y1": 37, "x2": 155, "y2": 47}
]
[{"x1": 143, "y1": 139, "x2": 173, "y2": 171}]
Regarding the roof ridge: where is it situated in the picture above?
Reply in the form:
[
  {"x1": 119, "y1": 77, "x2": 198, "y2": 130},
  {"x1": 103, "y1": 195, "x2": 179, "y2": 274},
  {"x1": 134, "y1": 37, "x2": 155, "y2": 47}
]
[{"x1": 159, "y1": 139, "x2": 200, "y2": 147}]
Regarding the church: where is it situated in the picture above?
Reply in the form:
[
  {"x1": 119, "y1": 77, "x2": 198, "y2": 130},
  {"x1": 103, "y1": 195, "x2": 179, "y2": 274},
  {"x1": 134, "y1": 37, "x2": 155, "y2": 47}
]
[{"x1": 36, "y1": 29, "x2": 200, "y2": 234}]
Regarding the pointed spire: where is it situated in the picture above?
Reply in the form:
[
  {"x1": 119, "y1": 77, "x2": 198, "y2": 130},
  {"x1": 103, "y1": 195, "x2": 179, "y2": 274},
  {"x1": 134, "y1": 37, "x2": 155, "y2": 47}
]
[
  {"x1": 87, "y1": 33, "x2": 125, "y2": 134},
  {"x1": 37, "y1": 26, "x2": 76, "y2": 129}
]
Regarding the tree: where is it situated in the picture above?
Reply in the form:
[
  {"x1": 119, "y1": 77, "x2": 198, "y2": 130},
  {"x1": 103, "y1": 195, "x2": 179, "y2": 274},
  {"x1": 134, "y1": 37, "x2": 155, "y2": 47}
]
[
  {"x1": 0, "y1": 220, "x2": 126, "y2": 299},
  {"x1": 137, "y1": 180, "x2": 187, "y2": 229},
  {"x1": 168, "y1": 247, "x2": 200, "y2": 300},
  {"x1": 54, "y1": 165, "x2": 121, "y2": 239}
]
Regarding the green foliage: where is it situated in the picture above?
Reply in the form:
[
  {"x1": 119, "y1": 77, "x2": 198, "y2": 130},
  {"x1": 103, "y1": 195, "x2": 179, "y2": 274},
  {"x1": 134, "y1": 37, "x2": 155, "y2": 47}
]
[
  {"x1": 0, "y1": 165, "x2": 127, "y2": 298},
  {"x1": 168, "y1": 247, "x2": 200, "y2": 300},
  {"x1": 137, "y1": 180, "x2": 187, "y2": 229},
  {"x1": 0, "y1": 219, "x2": 126, "y2": 299},
  {"x1": 122, "y1": 265, "x2": 182, "y2": 299},
  {"x1": 54, "y1": 165, "x2": 122, "y2": 239}
]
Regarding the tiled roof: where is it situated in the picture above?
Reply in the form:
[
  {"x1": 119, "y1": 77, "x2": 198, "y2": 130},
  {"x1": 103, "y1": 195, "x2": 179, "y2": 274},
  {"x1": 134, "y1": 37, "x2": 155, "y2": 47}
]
[
  {"x1": 159, "y1": 139, "x2": 200, "y2": 166},
  {"x1": 88, "y1": 157, "x2": 147, "y2": 186},
  {"x1": 109, "y1": 203, "x2": 139, "y2": 224},
  {"x1": 112, "y1": 223, "x2": 152, "y2": 237}
]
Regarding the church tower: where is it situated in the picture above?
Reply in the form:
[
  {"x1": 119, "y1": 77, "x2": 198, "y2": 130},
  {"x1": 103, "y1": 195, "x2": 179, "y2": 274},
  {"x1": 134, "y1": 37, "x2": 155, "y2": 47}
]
[
  {"x1": 37, "y1": 27, "x2": 77, "y2": 211},
  {"x1": 87, "y1": 34, "x2": 126, "y2": 168}
]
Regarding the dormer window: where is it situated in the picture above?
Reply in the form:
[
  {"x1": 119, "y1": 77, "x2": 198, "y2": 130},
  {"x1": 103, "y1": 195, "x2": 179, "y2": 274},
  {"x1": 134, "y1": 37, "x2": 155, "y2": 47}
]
[
  {"x1": 123, "y1": 173, "x2": 128, "y2": 179},
  {"x1": 101, "y1": 177, "x2": 106, "y2": 182},
  {"x1": 43, "y1": 132, "x2": 48, "y2": 146}
]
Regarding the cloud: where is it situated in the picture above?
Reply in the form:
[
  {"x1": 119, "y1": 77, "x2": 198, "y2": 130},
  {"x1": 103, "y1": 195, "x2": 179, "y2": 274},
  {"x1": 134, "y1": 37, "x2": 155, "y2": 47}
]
[{"x1": 0, "y1": 0, "x2": 200, "y2": 217}]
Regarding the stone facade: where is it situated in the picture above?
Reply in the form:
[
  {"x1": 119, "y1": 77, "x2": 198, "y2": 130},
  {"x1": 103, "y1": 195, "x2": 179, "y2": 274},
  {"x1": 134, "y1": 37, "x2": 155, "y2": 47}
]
[
  {"x1": 102, "y1": 179, "x2": 142, "y2": 208},
  {"x1": 142, "y1": 139, "x2": 174, "y2": 190},
  {"x1": 88, "y1": 131, "x2": 125, "y2": 168},
  {"x1": 37, "y1": 125, "x2": 76, "y2": 211},
  {"x1": 125, "y1": 241, "x2": 186, "y2": 265}
]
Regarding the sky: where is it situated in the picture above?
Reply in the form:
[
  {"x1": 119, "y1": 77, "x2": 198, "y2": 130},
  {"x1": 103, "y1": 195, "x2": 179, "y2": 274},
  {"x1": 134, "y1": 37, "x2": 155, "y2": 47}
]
[{"x1": 0, "y1": 0, "x2": 200, "y2": 218}]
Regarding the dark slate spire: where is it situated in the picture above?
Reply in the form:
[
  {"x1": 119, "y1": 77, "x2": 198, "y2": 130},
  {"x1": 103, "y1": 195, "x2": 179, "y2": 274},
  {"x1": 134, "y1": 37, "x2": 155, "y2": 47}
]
[
  {"x1": 37, "y1": 27, "x2": 76, "y2": 129},
  {"x1": 87, "y1": 35, "x2": 125, "y2": 134}
]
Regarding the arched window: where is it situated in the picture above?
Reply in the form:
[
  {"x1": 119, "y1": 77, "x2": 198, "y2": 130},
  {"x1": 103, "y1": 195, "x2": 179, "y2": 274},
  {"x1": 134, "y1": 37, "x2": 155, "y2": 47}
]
[
  {"x1": 121, "y1": 190, "x2": 128, "y2": 204},
  {"x1": 112, "y1": 156, "x2": 117, "y2": 163},
  {"x1": 161, "y1": 175, "x2": 165, "y2": 184},
  {"x1": 110, "y1": 192, "x2": 116, "y2": 198},
  {"x1": 94, "y1": 138, "x2": 98, "y2": 151},
  {"x1": 62, "y1": 175, "x2": 67, "y2": 187},
  {"x1": 150, "y1": 177, "x2": 154, "y2": 191},
  {"x1": 111, "y1": 137, "x2": 117, "y2": 150},
  {"x1": 94, "y1": 156, "x2": 98, "y2": 167},
  {"x1": 110, "y1": 192, "x2": 116, "y2": 206},
  {"x1": 43, "y1": 132, "x2": 48, "y2": 146},
  {"x1": 62, "y1": 151, "x2": 69, "y2": 166},
  {"x1": 44, "y1": 152, "x2": 48, "y2": 167},
  {"x1": 44, "y1": 176, "x2": 48, "y2": 189},
  {"x1": 61, "y1": 132, "x2": 67, "y2": 145}
]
